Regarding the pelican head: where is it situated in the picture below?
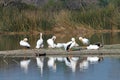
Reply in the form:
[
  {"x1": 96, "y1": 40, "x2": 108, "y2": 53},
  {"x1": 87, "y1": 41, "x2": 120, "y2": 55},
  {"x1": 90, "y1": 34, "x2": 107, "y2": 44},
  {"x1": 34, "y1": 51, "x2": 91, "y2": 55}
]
[
  {"x1": 52, "y1": 36, "x2": 56, "y2": 41},
  {"x1": 40, "y1": 33, "x2": 42, "y2": 36},
  {"x1": 79, "y1": 37, "x2": 83, "y2": 41},
  {"x1": 23, "y1": 38, "x2": 28, "y2": 42},
  {"x1": 71, "y1": 38, "x2": 75, "y2": 42}
]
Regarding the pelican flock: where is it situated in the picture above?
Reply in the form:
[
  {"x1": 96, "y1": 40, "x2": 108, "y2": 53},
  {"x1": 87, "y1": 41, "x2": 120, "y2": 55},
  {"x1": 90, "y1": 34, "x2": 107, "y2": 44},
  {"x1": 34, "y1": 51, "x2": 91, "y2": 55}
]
[{"x1": 19, "y1": 32, "x2": 103, "y2": 51}]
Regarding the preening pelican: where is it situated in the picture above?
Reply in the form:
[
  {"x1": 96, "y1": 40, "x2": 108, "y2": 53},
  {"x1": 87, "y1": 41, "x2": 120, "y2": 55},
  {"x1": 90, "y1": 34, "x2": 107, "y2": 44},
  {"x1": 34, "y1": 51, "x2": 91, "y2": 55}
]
[
  {"x1": 64, "y1": 38, "x2": 78, "y2": 51},
  {"x1": 20, "y1": 59, "x2": 31, "y2": 73},
  {"x1": 79, "y1": 37, "x2": 89, "y2": 45},
  {"x1": 47, "y1": 36, "x2": 56, "y2": 48},
  {"x1": 36, "y1": 33, "x2": 44, "y2": 48},
  {"x1": 20, "y1": 38, "x2": 30, "y2": 48}
]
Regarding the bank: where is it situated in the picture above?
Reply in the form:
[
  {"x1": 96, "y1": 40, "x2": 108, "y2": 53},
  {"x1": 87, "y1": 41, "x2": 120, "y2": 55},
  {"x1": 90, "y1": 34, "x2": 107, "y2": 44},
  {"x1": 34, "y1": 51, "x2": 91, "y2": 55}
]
[{"x1": 0, "y1": 44, "x2": 120, "y2": 57}]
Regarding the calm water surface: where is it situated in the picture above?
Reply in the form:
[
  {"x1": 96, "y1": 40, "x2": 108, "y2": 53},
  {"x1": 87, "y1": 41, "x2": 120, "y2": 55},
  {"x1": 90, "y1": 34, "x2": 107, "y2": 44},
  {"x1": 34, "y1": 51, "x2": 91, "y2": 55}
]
[{"x1": 0, "y1": 57, "x2": 120, "y2": 80}]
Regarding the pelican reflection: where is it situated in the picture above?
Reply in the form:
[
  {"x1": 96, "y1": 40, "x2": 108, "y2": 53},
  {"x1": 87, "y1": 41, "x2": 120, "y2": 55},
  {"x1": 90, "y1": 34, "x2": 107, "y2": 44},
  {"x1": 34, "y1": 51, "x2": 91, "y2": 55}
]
[
  {"x1": 64, "y1": 57, "x2": 79, "y2": 72},
  {"x1": 47, "y1": 57, "x2": 56, "y2": 71},
  {"x1": 20, "y1": 59, "x2": 31, "y2": 73},
  {"x1": 87, "y1": 56, "x2": 103, "y2": 64},
  {"x1": 36, "y1": 57, "x2": 44, "y2": 75},
  {"x1": 56, "y1": 57, "x2": 64, "y2": 62},
  {"x1": 79, "y1": 58, "x2": 89, "y2": 70}
]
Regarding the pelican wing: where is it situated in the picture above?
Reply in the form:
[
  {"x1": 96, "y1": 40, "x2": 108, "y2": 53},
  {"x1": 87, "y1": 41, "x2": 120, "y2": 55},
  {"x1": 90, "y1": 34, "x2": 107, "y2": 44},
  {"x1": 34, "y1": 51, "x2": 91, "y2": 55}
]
[
  {"x1": 47, "y1": 39, "x2": 56, "y2": 48},
  {"x1": 20, "y1": 40, "x2": 30, "y2": 47},
  {"x1": 82, "y1": 38, "x2": 89, "y2": 44},
  {"x1": 36, "y1": 39, "x2": 43, "y2": 48}
]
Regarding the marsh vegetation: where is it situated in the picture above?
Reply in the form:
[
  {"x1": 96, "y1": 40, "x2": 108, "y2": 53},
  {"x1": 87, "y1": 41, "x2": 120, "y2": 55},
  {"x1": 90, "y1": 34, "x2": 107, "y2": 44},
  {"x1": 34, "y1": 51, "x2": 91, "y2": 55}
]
[{"x1": 0, "y1": 0, "x2": 119, "y2": 34}]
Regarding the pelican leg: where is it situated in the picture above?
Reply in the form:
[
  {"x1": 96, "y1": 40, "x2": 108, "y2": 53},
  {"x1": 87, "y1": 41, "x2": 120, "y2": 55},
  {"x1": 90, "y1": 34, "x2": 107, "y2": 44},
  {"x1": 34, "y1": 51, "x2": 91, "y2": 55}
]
[{"x1": 67, "y1": 48, "x2": 71, "y2": 52}]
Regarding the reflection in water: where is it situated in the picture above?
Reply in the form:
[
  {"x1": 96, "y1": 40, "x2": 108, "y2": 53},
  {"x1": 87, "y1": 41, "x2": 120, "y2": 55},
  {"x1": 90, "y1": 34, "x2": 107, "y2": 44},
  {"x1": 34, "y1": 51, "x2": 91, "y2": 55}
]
[
  {"x1": 20, "y1": 59, "x2": 31, "y2": 73},
  {"x1": 79, "y1": 59, "x2": 89, "y2": 70},
  {"x1": 79, "y1": 56, "x2": 103, "y2": 70},
  {"x1": 18, "y1": 56, "x2": 103, "y2": 74},
  {"x1": 64, "y1": 57, "x2": 79, "y2": 72},
  {"x1": 0, "y1": 57, "x2": 120, "y2": 80},
  {"x1": 36, "y1": 57, "x2": 44, "y2": 75},
  {"x1": 56, "y1": 57, "x2": 64, "y2": 62},
  {"x1": 46, "y1": 56, "x2": 103, "y2": 73},
  {"x1": 47, "y1": 57, "x2": 56, "y2": 71},
  {"x1": 87, "y1": 56, "x2": 103, "y2": 63}
]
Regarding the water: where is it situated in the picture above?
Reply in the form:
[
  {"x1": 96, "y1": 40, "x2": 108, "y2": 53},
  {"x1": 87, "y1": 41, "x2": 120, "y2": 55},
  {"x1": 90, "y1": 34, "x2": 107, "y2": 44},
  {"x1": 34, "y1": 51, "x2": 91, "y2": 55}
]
[
  {"x1": 0, "y1": 57, "x2": 120, "y2": 80},
  {"x1": 0, "y1": 32, "x2": 120, "y2": 51}
]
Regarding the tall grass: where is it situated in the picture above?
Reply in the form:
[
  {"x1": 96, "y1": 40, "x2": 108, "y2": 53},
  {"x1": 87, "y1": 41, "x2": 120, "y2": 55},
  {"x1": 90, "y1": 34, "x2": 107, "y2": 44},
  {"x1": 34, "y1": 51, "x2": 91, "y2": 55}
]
[
  {"x1": 0, "y1": 0, "x2": 119, "y2": 32},
  {"x1": 0, "y1": 6, "x2": 55, "y2": 32},
  {"x1": 70, "y1": 3, "x2": 119, "y2": 29}
]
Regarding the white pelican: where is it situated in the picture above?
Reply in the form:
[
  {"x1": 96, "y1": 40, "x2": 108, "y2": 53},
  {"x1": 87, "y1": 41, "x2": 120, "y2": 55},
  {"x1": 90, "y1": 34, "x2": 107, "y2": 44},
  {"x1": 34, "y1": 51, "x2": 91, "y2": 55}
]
[
  {"x1": 87, "y1": 45, "x2": 99, "y2": 50},
  {"x1": 47, "y1": 57, "x2": 56, "y2": 71},
  {"x1": 47, "y1": 36, "x2": 56, "y2": 48},
  {"x1": 56, "y1": 43, "x2": 66, "y2": 48},
  {"x1": 36, "y1": 33, "x2": 44, "y2": 48},
  {"x1": 64, "y1": 38, "x2": 78, "y2": 51},
  {"x1": 87, "y1": 56, "x2": 103, "y2": 63},
  {"x1": 87, "y1": 42, "x2": 103, "y2": 50},
  {"x1": 36, "y1": 57, "x2": 44, "y2": 75},
  {"x1": 20, "y1": 38, "x2": 30, "y2": 48},
  {"x1": 20, "y1": 59, "x2": 31, "y2": 73},
  {"x1": 79, "y1": 37, "x2": 89, "y2": 45}
]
